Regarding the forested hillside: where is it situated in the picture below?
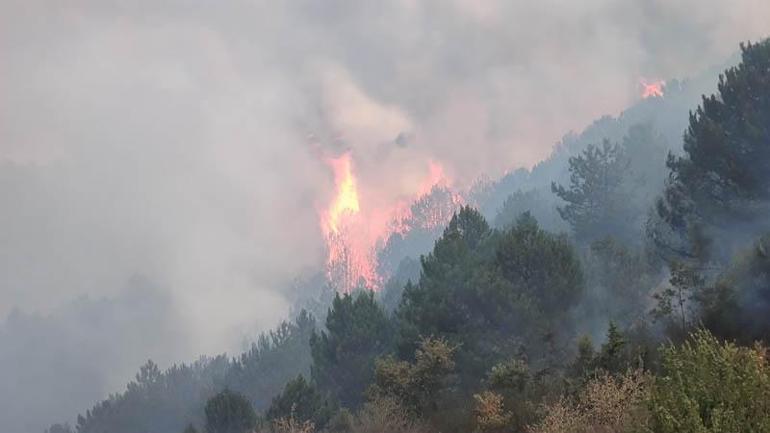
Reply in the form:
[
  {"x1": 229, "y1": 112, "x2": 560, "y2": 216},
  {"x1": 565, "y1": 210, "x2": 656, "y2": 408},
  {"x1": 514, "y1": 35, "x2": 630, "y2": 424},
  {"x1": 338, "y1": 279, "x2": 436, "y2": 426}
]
[{"x1": 48, "y1": 39, "x2": 770, "y2": 433}]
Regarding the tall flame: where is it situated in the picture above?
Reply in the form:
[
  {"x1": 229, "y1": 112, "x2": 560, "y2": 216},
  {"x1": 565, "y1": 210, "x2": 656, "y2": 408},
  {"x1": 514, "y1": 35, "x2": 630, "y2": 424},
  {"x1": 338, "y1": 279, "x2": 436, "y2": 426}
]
[
  {"x1": 319, "y1": 152, "x2": 458, "y2": 293},
  {"x1": 320, "y1": 151, "x2": 377, "y2": 292},
  {"x1": 325, "y1": 152, "x2": 359, "y2": 235}
]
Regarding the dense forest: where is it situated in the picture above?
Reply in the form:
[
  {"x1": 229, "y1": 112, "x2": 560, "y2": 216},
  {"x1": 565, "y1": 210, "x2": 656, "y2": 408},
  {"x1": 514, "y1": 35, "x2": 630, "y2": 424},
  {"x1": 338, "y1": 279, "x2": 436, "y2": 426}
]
[{"x1": 46, "y1": 39, "x2": 770, "y2": 433}]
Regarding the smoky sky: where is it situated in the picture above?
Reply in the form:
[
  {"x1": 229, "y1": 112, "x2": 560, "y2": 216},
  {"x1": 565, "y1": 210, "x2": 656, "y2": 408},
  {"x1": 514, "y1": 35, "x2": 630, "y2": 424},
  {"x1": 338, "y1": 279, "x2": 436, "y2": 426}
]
[{"x1": 1, "y1": 1, "x2": 769, "y2": 431}]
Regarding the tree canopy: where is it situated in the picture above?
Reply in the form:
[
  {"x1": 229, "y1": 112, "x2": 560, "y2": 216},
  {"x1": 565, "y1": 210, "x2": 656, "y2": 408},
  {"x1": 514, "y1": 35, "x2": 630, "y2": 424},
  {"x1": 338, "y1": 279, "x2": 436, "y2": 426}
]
[
  {"x1": 204, "y1": 390, "x2": 257, "y2": 433},
  {"x1": 654, "y1": 40, "x2": 770, "y2": 262}
]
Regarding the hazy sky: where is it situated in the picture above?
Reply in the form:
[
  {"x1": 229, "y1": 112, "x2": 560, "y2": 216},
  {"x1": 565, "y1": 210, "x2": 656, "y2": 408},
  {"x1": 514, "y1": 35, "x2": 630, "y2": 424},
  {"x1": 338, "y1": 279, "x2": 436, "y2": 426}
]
[{"x1": 1, "y1": 1, "x2": 769, "y2": 431}]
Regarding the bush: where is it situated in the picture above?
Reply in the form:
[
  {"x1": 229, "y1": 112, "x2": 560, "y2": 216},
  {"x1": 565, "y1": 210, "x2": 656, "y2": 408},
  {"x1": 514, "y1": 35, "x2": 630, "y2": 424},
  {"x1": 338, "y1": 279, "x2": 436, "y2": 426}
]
[
  {"x1": 650, "y1": 329, "x2": 770, "y2": 433},
  {"x1": 368, "y1": 337, "x2": 456, "y2": 416},
  {"x1": 270, "y1": 416, "x2": 315, "y2": 433},
  {"x1": 352, "y1": 396, "x2": 426, "y2": 433},
  {"x1": 266, "y1": 375, "x2": 334, "y2": 430},
  {"x1": 473, "y1": 391, "x2": 511, "y2": 433},
  {"x1": 529, "y1": 369, "x2": 650, "y2": 433},
  {"x1": 204, "y1": 389, "x2": 257, "y2": 433}
]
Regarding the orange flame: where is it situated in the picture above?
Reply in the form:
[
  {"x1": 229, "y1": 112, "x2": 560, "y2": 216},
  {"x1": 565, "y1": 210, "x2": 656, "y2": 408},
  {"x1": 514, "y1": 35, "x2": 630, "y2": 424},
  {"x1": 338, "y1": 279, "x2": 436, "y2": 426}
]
[
  {"x1": 320, "y1": 151, "x2": 374, "y2": 293},
  {"x1": 324, "y1": 152, "x2": 359, "y2": 235},
  {"x1": 640, "y1": 79, "x2": 665, "y2": 98},
  {"x1": 320, "y1": 153, "x2": 458, "y2": 292}
]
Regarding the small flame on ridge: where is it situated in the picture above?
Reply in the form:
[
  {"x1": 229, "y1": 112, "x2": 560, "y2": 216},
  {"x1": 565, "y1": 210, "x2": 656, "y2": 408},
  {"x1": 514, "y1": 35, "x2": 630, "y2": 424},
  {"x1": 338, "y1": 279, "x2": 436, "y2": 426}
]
[{"x1": 640, "y1": 78, "x2": 665, "y2": 98}]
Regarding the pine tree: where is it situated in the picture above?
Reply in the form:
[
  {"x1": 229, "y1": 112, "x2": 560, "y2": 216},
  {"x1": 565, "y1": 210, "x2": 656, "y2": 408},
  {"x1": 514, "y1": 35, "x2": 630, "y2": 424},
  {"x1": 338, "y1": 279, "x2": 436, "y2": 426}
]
[
  {"x1": 596, "y1": 322, "x2": 629, "y2": 374},
  {"x1": 204, "y1": 389, "x2": 257, "y2": 433},
  {"x1": 654, "y1": 39, "x2": 770, "y2": 261},
  {"x1": 266, "y1": 375, "x2": 334, "y2": 429},
  {"x1": 652, "y1": 261, "x2": 704, "y2": 335},
  {"x1": 552, "y1": 140, "x2": 629, "y2": 244},
  {"x1": 310, "y1": 291, "x2": 392, "y2": 408}
]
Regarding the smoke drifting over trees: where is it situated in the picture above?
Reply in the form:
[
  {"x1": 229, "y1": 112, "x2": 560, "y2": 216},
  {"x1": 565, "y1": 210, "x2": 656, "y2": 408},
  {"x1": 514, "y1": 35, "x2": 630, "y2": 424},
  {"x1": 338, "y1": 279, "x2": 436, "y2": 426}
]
[{"x1": 2, "y1": 1, "x2": 770, "y2": 433}]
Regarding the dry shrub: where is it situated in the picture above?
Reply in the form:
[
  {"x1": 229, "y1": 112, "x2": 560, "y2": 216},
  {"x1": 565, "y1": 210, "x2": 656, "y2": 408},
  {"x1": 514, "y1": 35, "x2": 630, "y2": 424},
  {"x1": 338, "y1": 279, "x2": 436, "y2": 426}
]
[
  {"x1": 271, "y1": 416, "x2": 315, "y2": 433},
  {"x1": 352, "y1": 396, "x2": 426, "y2": 433},
  {"x1": 527, "y1": 398, "x2": 581, "y2": 433},
  {"x1": 473, "y1": 391, "x2": 512, "y2": 433},
  {"x1": 581, "y1": 369, "x2": 650, "y2": 429},
  {"x1": 369, "y1": 336, "x2": 456, "y2": 417},
  {"x1": 529, "y1": 369, "x2": 650, "y2": 433}
]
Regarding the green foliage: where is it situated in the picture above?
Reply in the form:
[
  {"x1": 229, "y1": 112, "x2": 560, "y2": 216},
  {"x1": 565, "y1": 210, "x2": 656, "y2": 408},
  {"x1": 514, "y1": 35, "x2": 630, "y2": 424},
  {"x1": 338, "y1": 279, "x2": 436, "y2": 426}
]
[
  {"x1": 697, "y1": 233, "x2": 770, "y2": 343},
  {"x1": 595, "y1": 322, "x2": 630, "y2": 374},
  {"x1": 204, "y1": 389, "x2": 257, "y2": 433},
  {"x1": 568, "y1": 335, "x2": 595, "y2": 379},
  {"x1": 369, "y1": 337, "x2": 456, "y2": 417},
  {"x1": 76, "y1": 357, "x2": 230, "y2": 433},
  {"x1": 652, "y1": 261, "x2": 704, "y2": 337},
  {"x1": 397, "y1": 208, "x2": 583, "y2": 395},
  {"x1": 654, "y1": 40, "x2": 770, "y2": 261},
  {"x1": 483, "y1": 358, "x2": 539, "y2": 431},
  {"x1": 378, "y1": 257, "x2": 420, "y2": 313},
  {"x1": 650, "y1": 329, "x2": 770, "y2": 433},
  {"x1": 397, "y1": 206, "x2": 493, "y2": 338},
  {"x1": 227, "y1": 310, "x2": 316, "y2": 410},
  {"x1": 266, "y1": 375, "x2": 334, "y2": 430},
  {"x1": 551, "y1": 140, "x2": 629, "y2": 243},
  {"x1": 693, "y1": 279, "x2": 741, "y2": 342},
  {"x1": 582, "y1": 237, "x2": 660, "y2": 326},
  {"x1": 310, "y1": 291, "x2": 393, "y2": 408},
  {"x1": 487, "y1": 358, "x2": 529, "y2": 392},
  {"x1": 325, "y1": 408, "x2": 354, "y2": 433},
  {"x1": 551, "y1": 123, "x2": 668, "y2": 248},
  {"x1": 75, "y1": 313, "x2": 314, "y2": 433},
  {"x1": 495, "y1": 212, "x2": 584, "y2": 315},
  {"x1": 566, "y1": 323, "x2": 641, "y2": 382},
  {"x1": 396, "y1": 207, "x2": 507, "y2": 377}
]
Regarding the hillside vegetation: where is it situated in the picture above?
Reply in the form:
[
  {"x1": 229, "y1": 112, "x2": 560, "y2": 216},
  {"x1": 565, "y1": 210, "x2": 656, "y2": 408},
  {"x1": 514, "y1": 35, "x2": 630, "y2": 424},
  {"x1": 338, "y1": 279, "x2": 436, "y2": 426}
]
[{"x1": 50, "y1": 39, "x2": 770, "y2": 433}]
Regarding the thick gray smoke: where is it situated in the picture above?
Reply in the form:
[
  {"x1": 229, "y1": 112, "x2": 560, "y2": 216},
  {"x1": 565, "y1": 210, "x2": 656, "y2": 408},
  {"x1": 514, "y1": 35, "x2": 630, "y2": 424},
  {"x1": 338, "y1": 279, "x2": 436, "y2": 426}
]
[{"x1": 1, "y1": 1, "x2": 768, "y2": 431}]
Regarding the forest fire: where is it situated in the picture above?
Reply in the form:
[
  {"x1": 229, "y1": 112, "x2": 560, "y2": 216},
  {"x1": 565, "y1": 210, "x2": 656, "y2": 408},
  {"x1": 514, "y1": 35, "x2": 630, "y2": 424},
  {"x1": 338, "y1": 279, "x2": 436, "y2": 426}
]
[
  {"x1": 323, "y1": 152, "x2": 360, "y2": 236},
  {"x1": 640, "y1": 79, "x2": 665, "y2": 98},
  {"x1": 320, "y1": 152, "x2": 460, "y2": 292},
  {"x1": 389, "y1": 162, "x2": 464, "y2": 235},
  {"x1": 319, "y1": 151, "x2": 377, "y2": 293}
]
